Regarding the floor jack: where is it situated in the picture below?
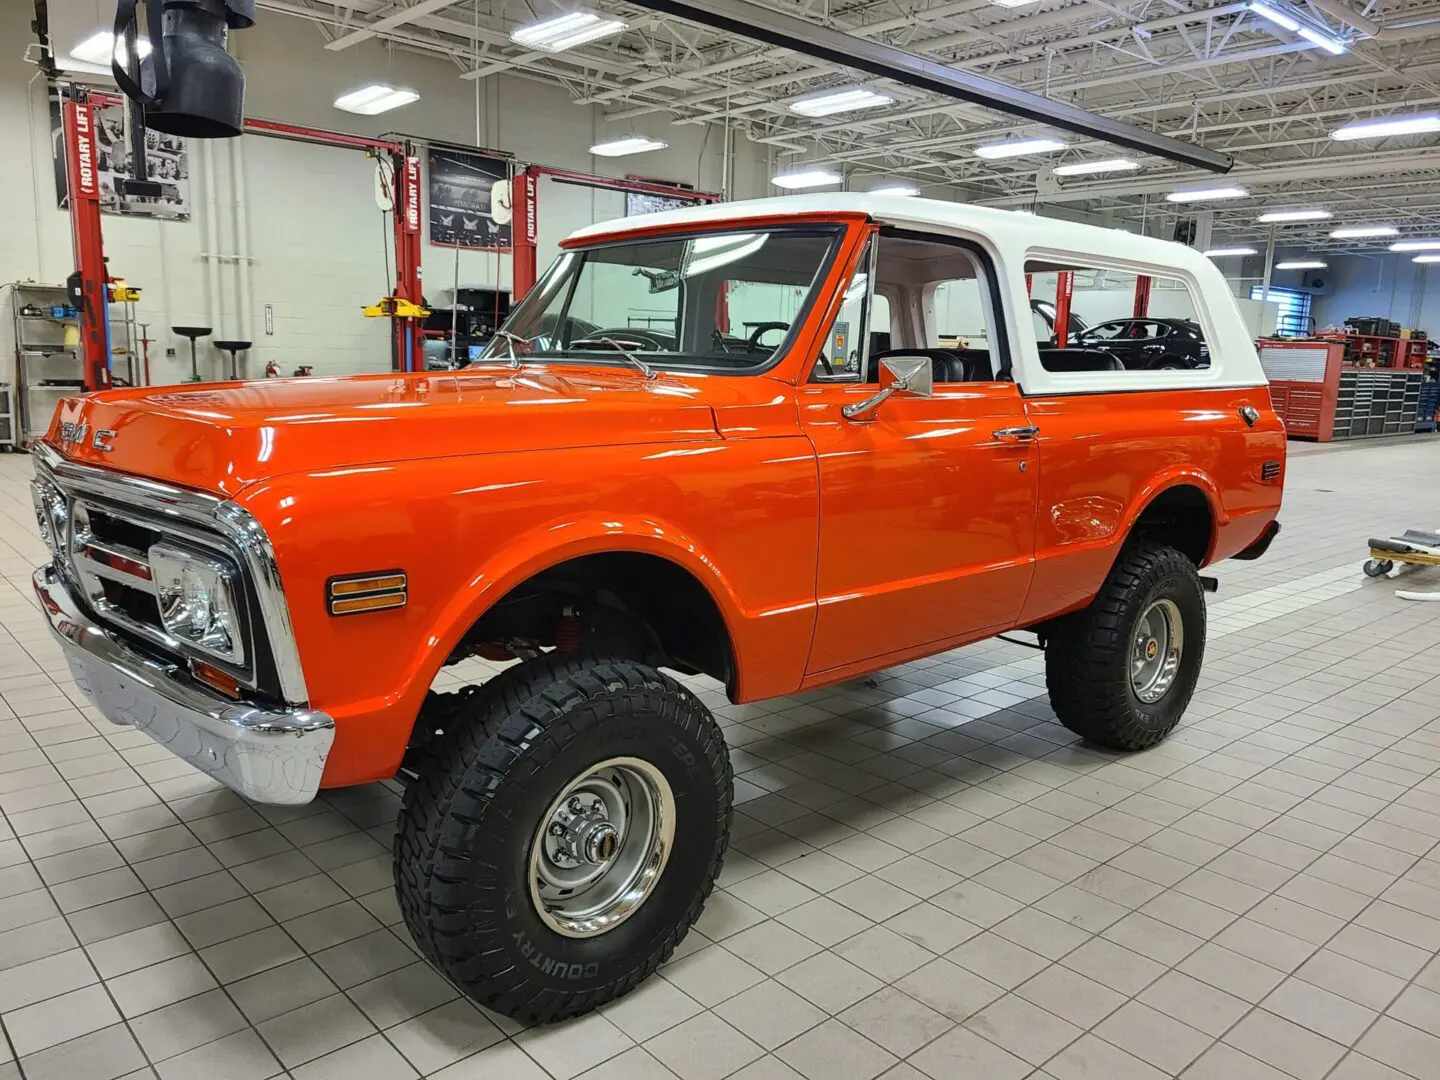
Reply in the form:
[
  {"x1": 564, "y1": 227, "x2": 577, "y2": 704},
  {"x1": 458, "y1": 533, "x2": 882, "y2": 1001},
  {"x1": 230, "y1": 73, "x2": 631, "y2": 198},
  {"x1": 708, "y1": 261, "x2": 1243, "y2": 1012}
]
[{"x1": 1365, "y1": 530, "x2": 1440, "y2": 600}]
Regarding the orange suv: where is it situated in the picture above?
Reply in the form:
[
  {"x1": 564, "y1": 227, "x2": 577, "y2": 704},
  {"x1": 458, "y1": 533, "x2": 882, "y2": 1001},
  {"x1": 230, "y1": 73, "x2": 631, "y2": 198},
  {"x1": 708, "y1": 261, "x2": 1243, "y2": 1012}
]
[{"x1": 30, "y1": 193, "x2": 1284, "y2": 1023}]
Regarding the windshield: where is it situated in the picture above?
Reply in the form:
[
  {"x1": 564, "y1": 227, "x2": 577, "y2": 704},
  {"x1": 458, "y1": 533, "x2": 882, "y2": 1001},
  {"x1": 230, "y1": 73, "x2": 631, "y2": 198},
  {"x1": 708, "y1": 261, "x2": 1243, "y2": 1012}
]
[{"x1": 478, "y1": 226, "x2": 841, "y2": 372}]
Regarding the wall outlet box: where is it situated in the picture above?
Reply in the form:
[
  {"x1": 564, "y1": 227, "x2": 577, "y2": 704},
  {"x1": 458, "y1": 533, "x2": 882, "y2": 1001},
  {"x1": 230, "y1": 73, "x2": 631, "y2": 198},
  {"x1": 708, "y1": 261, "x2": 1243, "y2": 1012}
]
[{"x1": 166, "y1": 347, "x2": 176, "y2": 357}]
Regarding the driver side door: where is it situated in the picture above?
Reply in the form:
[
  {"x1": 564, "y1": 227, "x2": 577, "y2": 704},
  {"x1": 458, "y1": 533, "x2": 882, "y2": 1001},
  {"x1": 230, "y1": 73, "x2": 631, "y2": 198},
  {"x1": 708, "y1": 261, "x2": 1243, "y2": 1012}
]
[{"x1": 799, "y1": 232, "x2": 1039, "y2": 680}]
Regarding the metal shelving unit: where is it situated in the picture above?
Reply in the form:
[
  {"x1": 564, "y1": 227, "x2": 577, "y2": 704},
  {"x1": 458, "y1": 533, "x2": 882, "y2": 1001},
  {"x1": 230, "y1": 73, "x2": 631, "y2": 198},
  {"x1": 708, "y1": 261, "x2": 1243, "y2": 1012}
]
[{"x1": 6, "y1": 282, "x2": 82, "y2": 444}]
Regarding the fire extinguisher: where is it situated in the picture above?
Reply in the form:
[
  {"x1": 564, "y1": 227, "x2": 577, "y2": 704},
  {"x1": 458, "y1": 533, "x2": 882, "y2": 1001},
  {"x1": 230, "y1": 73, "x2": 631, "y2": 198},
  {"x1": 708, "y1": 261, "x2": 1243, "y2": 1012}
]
[{"x1": 264, "y1": 360, "x2": 279, "y2": 378}]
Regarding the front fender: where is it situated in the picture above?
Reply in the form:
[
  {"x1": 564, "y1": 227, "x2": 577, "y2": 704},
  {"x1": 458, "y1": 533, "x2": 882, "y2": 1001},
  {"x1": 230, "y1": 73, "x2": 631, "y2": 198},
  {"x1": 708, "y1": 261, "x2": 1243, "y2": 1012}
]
[
  {"x1": 416, "y1": 514, "x2": 749, "y2": 696},
  {"x1": 241, "y1": 437, "x2": 819, "y2": 788}
]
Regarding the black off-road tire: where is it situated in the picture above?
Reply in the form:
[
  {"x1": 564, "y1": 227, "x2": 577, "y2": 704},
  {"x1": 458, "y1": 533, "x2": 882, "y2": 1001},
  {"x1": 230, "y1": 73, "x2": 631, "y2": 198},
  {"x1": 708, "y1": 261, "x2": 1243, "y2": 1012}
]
[
  {"x1": 394, "y1": 654, "x2": 732, "y2": 1023},
  {"x1": 1044, "y1": 543, "x2": 1206, "y2": 751}
]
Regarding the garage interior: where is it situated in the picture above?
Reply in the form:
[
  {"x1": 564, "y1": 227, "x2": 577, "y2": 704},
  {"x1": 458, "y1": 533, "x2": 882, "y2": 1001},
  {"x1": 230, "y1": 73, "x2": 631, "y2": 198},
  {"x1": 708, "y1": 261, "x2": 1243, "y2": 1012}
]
[{"x1": 3, "y1": 0, "x2": 1440, "y2": 1075}]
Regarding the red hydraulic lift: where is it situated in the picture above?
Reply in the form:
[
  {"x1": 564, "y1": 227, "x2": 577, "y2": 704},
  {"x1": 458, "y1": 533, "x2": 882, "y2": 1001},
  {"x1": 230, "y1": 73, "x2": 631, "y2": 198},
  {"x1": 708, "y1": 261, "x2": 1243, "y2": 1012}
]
[
  {"x1": 1053, "y1": 270, "x2": 1075, "y2": 348},
  {"x1": 235, "y1": 120, "x2": 426, "y2": 373},
  {"x1": 61, "y1": 101, "x2": 429, "y2": 379},
  {"x1": 510, "y1": 166, "x2": 722, "y2": 300},
  {"x1": 1133, "y1": 274, "x2": 1152, "y2": 318},
  {"x1": 60, "y1": 91, "x2": 112, "y2": 392}
]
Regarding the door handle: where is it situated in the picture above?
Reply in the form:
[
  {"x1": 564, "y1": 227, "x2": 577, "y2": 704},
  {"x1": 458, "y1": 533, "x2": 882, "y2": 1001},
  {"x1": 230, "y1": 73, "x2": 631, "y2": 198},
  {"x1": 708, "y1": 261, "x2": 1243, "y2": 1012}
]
[{"x1": 993, "y1": 425, "x2": 1039, "y2": 441}]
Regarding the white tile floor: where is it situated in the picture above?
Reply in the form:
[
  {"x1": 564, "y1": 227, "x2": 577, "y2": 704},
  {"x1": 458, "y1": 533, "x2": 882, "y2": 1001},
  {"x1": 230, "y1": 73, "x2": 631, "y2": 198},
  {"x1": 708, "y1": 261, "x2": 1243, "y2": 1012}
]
[{"x1": 0, "y1": 437, "x2": 1438, "y2": 1080}]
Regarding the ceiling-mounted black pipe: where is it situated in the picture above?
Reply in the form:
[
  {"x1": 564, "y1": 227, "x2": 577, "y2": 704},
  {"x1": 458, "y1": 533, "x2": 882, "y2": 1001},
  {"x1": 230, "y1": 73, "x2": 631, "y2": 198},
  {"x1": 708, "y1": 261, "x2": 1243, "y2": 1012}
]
[{"x1": 624, "y1": 0, "x2": 1234, "y2": 173}]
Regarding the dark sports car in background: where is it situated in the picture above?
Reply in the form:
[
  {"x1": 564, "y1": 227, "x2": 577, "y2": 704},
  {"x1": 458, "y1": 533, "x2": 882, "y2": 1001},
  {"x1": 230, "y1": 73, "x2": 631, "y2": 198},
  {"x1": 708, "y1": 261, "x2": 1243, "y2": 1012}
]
[{"x1": 1074, "y1": 317, "x2": 1211, "y2": 370}]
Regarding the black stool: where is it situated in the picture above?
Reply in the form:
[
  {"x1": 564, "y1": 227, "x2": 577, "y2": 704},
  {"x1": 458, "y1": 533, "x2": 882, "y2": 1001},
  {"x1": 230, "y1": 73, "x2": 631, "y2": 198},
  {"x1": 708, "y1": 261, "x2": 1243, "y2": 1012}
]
[
  {"x1": 214, "y1": 340, "x2": 251, "y2": 381},
  {"x1": 172, "y1": 326, "x2": 211, "y2": 382}
]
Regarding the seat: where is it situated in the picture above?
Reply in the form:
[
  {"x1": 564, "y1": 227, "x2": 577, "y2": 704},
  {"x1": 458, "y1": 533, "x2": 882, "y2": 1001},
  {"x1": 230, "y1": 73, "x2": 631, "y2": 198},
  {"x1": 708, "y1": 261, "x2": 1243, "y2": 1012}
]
[
  {"x1": 1037, "y1": 348, "x2": 1125, "y2": 373},
  {"x1": 870, "y1": 348, "x2": 969, "y2": 383},
  {"x1": 956, "y1": 349, "x2": 994, "y2": 381}
]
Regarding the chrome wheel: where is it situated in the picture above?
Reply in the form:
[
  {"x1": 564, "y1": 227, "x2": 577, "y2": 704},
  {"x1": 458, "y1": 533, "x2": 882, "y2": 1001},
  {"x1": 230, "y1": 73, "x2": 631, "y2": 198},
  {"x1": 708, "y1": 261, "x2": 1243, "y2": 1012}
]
[
  {"x1": 528, "y1": 757, "x2": 675, "y2": 939},
  {"x1": 1131, "y1": 598, "x2": 1184, "y2": 704}
]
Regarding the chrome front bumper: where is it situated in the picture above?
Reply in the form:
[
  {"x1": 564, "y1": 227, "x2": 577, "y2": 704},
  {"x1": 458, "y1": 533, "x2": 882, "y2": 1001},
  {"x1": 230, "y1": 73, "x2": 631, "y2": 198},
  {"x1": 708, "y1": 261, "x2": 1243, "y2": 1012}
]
[{"x1": 34, "y1": 566, "x2": 334, "y2": 805}]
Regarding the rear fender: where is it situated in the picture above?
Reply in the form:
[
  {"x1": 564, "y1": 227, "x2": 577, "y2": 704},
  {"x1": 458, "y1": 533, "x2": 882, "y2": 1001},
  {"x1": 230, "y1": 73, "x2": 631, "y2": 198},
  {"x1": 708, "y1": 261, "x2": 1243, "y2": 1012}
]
[{"x1": 1118, "y1": 467, "x2": 1226, "y2": 564}]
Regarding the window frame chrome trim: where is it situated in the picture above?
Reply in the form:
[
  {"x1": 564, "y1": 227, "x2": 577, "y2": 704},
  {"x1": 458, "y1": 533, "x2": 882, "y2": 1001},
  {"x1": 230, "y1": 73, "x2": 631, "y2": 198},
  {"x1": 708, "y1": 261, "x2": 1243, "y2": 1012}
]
[{"x1": 32, "y1": 444, "x2": 311, "y2": 706}]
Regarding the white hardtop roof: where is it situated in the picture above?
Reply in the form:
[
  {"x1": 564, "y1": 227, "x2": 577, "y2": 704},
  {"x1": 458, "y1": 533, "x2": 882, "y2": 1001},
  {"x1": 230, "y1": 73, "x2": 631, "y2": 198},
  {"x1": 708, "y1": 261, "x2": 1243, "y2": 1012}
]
[{"x1": 569, "y1": 193, "x2": 1209, "y2": 273}]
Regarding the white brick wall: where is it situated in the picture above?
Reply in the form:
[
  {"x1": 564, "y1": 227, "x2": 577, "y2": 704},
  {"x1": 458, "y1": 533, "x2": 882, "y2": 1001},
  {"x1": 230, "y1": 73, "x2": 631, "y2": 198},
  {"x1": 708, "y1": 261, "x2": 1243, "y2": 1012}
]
[{"x1": 0, "y1": 5, "x2": 782, "y2": 388}]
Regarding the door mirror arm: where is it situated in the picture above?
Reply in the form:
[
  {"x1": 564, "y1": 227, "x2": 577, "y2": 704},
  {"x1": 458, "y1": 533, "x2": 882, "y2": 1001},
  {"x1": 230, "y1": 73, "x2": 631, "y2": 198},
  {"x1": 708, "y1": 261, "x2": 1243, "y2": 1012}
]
[{"x1": 842, "y1": 356, "x2": 934, "y2": 420}]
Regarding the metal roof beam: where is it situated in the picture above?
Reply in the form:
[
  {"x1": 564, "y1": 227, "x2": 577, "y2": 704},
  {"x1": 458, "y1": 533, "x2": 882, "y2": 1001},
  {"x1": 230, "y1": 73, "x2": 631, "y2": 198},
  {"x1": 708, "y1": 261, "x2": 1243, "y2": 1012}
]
[{"x1": 621, "y1": 0, "x2": 1233, "y2": 169}]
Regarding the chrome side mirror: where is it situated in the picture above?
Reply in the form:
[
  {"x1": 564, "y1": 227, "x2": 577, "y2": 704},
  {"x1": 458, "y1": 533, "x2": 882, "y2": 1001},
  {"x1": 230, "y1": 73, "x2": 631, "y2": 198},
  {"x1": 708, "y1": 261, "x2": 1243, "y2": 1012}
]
[{"x1": 842, "y1": 355, "x2": 934, "y2": 420}]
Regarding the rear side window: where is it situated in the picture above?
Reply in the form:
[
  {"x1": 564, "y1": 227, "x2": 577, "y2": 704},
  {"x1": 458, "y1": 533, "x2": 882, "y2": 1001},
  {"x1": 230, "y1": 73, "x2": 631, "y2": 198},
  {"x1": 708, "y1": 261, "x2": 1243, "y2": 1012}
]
[{"x1": 1026, "y1": 260, "x2": 1209, "y2": 375}]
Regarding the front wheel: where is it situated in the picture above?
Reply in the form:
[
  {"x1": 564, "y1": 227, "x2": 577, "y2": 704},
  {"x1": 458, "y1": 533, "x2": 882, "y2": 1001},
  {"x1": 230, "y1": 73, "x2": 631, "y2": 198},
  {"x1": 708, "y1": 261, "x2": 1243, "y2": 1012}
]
[
  {"x1": 1364, "y1": 559, "x2": 1394, "y2": 578},
  {"x1": 395, "y1": 655, "x2": 732, "y2": 1023},
  {"x1": 1045, "y1": 543, "x2": 1206, "y2": 750}
]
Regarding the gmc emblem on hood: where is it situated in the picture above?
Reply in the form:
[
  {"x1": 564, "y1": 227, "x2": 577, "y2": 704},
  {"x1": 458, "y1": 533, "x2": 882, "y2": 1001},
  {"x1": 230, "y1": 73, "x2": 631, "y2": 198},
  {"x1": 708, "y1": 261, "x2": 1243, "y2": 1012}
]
[{"x1": 56, "y1": 422, "x2": 115, "y2": 452}]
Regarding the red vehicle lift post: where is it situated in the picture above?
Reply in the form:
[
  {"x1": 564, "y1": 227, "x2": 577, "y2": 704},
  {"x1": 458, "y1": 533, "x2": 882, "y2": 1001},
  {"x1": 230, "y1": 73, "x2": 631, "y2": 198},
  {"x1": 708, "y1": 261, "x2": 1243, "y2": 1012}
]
[
  {"x1": 244, "y1": 120, "x2": 423, "y2": 373},
  {"x1": 510, "y1": 166, "x2": 722, "y2": 300},
  {"x1": 1053, "y1": 270, "x2": 1075, "y2": 347},
  {"x1": 1133, "y1": 275, "x2": 1152, "y2": 318},
  {"x1": 61, "y1": 91, "x2": 112, "y2": 392}
]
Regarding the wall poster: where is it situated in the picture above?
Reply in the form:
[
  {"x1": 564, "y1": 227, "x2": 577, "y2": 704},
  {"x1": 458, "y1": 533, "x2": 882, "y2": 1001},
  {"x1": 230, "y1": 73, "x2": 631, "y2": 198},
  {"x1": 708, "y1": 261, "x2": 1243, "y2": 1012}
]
[
  {"x1": 50, "y1": 95, "x2": 190, "y2": 219},
  {"x1": 427, "y1": 147, "x2": 512, "y2": 249}
]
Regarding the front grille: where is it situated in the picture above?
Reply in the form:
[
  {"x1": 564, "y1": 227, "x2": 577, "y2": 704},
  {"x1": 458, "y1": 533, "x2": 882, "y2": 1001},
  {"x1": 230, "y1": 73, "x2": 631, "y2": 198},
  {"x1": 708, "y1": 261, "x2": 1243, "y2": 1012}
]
[
  {"x1": 32, "y1": 445, "x2": 305, "y2": 706},
  {"x1": 55, "y1": 491, "x2": 258, "y2": 690}
]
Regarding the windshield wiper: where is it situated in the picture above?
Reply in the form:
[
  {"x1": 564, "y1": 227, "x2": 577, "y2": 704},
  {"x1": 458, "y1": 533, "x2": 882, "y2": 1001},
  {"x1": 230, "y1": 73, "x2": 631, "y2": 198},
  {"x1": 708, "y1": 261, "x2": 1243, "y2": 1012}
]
[{"x1": 571, "y1": 337, "x2": 656, "y2": 380}]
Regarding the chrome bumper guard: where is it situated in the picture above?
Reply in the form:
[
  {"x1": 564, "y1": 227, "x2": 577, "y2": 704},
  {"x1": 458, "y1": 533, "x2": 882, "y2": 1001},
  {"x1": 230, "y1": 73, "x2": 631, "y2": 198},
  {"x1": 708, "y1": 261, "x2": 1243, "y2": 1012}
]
[{"x1": 34, "y1": 565, "x2": 334, "y2": 805}]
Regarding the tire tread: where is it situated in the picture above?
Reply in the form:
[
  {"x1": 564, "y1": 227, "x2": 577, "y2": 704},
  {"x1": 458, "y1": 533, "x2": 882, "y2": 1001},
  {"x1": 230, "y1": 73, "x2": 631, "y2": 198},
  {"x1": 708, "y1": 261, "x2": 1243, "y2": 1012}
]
[{"x1": 394, "y1": 654, "x2": 731, "y2": 1023}]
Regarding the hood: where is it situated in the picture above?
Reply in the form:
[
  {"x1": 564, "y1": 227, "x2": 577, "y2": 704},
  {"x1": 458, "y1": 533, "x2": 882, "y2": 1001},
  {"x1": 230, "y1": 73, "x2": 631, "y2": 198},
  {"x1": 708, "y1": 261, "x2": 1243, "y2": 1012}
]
[{"x1": 44, "y1": 367, "x2": 730, "y2": 497}]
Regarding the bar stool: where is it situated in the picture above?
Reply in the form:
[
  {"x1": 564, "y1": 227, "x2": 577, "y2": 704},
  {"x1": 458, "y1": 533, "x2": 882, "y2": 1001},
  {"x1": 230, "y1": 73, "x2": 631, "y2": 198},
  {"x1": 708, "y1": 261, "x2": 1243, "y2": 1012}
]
[
  {"x1": 172, "y1": 326, "x2": 211, "y2": 383},
  {"x1": 214, "y1": 340, "x2": 251, "y2": 381}
]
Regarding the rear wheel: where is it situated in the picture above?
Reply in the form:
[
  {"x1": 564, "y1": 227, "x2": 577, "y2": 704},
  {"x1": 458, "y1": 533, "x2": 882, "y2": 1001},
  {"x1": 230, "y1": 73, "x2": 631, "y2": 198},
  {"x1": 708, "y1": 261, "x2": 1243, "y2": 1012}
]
[
  {"x1": 395, "y1": 654, "x2": 732, "y2": 1023},
  {"x1": 1044, "y1": 543, "x2": 1206, "y2": 750}
]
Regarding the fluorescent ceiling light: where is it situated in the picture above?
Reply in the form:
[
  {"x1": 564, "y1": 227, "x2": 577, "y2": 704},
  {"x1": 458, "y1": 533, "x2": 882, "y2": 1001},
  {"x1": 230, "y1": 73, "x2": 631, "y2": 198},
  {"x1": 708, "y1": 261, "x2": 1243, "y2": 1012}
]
[
  {"x1": 1297, "y1": 25, "x2": 1347, "y2": 53},
  {"x1": 510, "y1": 11, "x2": 626, "y2": 52},
  {"x1": 1257, "y1": 208, "x2": 1332, "y2": 223},
  {"x1": 1275, "y1": 260, "x2": 1327, "y2": 269},
  {"x1": 1052, "y1": 158, "x2": 1139, "y2": 176},
  {"x1": 1332, "y1": 114, "x2": 1440, "y2": 141},
  {"x1": 1166, "y1": 186, "x2": 1248, "y2": 202},
  {"x1": 789, "y1": 88, "x2": 892, "y2": 117},
  {"x1": 772, "y1": 168, "x2": 842, "y2": 189},
  {"x1": 974, "y1": 138, "x2": 1067, "y2": 160},
  {"x1": 1330, "y1": 225, "x2": 1399, "y2": 238},
  {"x1": 333, "y1": 85, "x2": 420, "y2": 115},
  {"x1": 71, "y1": 30, "x2": 152, "y2": 66},
  {"x1": 589, "y1": 135, "x2": 667, "y2": 157},
  {"x1": 868, "y1": 183, "x2": 919, "y2": 196},
  {"x1": 1413, "y1": 254, "x2": 1440, "y2": 263},
  {"x1": 1249, "y1": 2, "x2": 1301, "y2": 31},
  {"x1": 1204, "y1": 247, "x2": 1258, "y2": 257},
  {"x1": 990, "y1": 0, "x2": 1040, "y2": 7},
  {"x1": 1391, "y1": 239, "x2": 1440, "y2": 251}
]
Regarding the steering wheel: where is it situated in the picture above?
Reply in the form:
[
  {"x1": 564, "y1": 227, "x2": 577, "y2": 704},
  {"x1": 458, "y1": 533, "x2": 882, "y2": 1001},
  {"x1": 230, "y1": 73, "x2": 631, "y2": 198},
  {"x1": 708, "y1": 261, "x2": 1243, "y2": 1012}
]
[
  {"x1": 576, "y1": 329, "x2": 663, "y2": 350},
  {"x1": 746, "y1": 322, "x2": 790, "y2": 352}
]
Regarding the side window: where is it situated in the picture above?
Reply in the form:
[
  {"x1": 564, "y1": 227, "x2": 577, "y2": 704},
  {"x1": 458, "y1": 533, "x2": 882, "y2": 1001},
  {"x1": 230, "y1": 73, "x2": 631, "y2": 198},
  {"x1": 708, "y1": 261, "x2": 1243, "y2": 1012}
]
[
  {"x1": 855, "y1": 233, "x2": 1007, "y2": 384},
  {"x1": 1026, "y1": 261, "x2": 1206, "y2": 374}
]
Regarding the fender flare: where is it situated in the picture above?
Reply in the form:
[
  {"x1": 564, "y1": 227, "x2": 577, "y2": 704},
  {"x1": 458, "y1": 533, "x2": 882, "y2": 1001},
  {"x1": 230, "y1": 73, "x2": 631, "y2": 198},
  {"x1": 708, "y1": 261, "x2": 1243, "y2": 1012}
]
[{"x1": 399, "y1": 513, "x2": 749, "y2": 711}]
